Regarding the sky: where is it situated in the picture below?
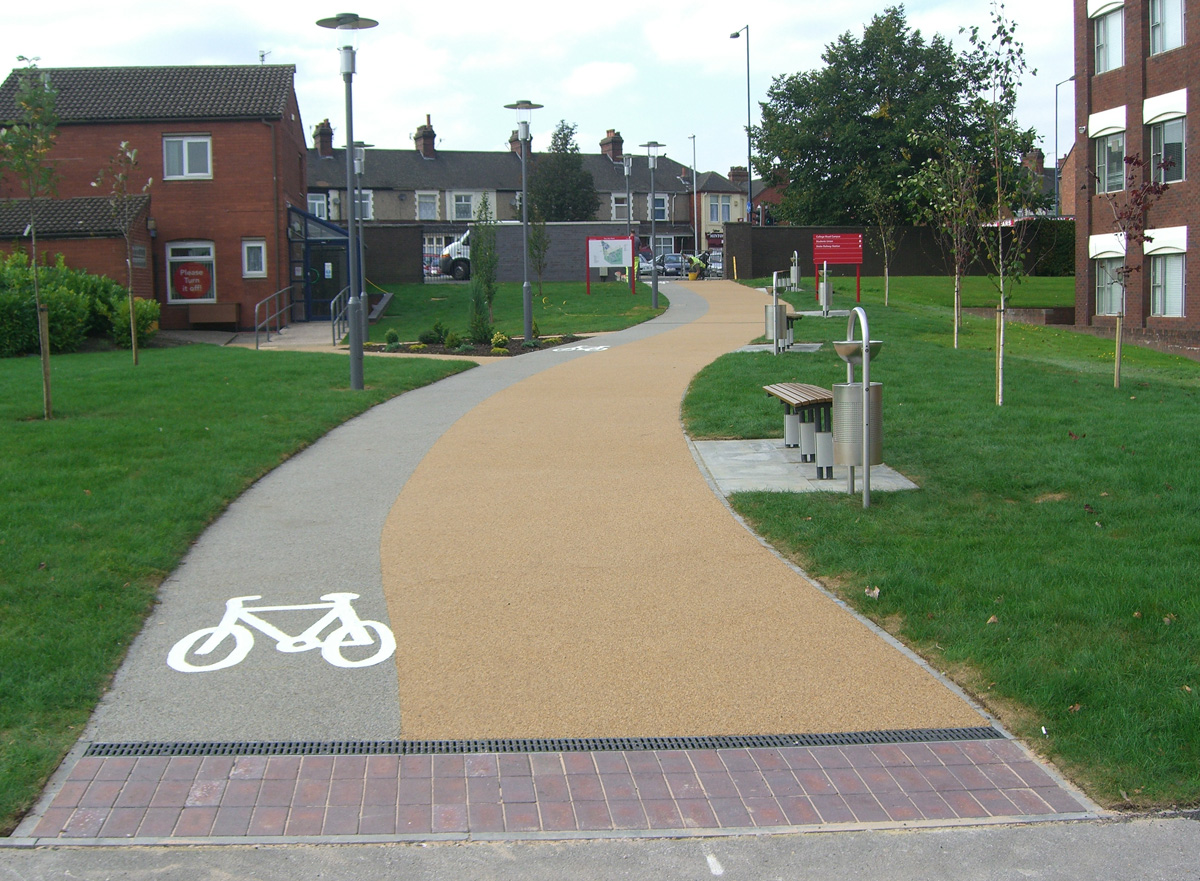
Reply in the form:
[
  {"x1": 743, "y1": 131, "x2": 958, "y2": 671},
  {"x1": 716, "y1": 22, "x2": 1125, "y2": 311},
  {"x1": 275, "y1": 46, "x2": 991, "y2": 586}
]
[{"x1": 7, "y1": 0, "x2": 1076, "y2": 181}]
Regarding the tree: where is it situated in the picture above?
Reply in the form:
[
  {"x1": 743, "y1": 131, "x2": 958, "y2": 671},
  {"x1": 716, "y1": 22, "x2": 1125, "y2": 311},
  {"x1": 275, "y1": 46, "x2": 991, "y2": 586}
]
[
  {"x1": 93, "y1": 141, "x2": 152, "y2": 366},
  {"x1": 528, "y1": 121, "x2": 599, "y2": 222},
  {"x1": 857, "y1": 172, "x2": 901, "y2": 305},
  {"x1": 754, "y1": 7, "x2": 987, "y2": 226},
  {"x1": 0, "y1": 58, "x2": 59, "y2": 419},
  {"x1": 528, "y1": 204, "x2": 549, "y2": 299},
  {"x1": 964, "y1": 1, "x2": 1042, "y2": 405},
  {"x1": 904, "y1": 131, "x2": 983, "y2": 348},
  {"x1": 471, "y1": 193, "x2": 498, "y2": 320}
]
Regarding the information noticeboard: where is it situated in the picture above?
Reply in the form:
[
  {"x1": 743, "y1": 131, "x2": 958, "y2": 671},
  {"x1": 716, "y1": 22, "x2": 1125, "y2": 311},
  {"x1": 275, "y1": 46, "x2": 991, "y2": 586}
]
[
  {"x1": 585, "y1": 236, "x2": 636, "y2": 294},
  {"x1": 812, "y1": 233, "x2": 864, "y2": 302}
]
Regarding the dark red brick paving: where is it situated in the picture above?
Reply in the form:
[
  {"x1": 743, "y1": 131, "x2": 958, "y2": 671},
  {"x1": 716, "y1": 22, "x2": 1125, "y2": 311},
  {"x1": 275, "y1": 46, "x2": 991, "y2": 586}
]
[{"x1": 27, "y1": 738, "x2": 1092, "y2": 840}]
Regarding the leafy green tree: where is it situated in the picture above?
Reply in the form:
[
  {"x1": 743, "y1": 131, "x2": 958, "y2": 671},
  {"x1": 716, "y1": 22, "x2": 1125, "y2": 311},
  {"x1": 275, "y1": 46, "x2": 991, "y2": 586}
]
[
  {"x1": 93, "y1": 141, "x2": 152, "y2": 366},
  {"x1": 0, "y1": 58, "x2": 59, "y2": 418},
  {"x1": 528, "y1": 205, "x2": 549, "y2": 299},
  {"x1": 755, "y1": 7, "x2": 986, "y2": 226},
  {"x1": 471, "y1": 193, "x2": 498, "y2": 319},
  {"x1": 857, "y1": 172, "x2": 901, "y2": 304},
  {"x1": 528, "y1": 121, "x2": 599, "y2": 221}
]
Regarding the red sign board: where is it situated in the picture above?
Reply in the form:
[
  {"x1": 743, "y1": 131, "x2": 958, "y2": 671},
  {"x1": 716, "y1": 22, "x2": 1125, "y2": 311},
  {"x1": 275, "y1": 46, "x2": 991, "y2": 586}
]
[
  {"x1": 812, "y1": 233, "x2": 863, "y2": 264},
  {"x1": 172, "y1": 261, "x2": 213, "y2": 299}
]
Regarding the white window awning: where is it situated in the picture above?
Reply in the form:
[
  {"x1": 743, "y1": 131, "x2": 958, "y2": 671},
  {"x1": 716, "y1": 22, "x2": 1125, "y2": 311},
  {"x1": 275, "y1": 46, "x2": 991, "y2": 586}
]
[
  {"x1": 1089, "y1": 105, "x2": 1127, "y2": 138},
  {"x1": 1144, "y1": 226, "x2": 1187, "y2": 255},
  {"x1": 1144, "y1": 89, "x2": 1187, "y2": 125},
  {"x1": 1087, "y1": 0, "x2": 1123, "y2": 17},
  {"x1": 1090, "y1": 232, "x2": 1127, "y2": 259}
]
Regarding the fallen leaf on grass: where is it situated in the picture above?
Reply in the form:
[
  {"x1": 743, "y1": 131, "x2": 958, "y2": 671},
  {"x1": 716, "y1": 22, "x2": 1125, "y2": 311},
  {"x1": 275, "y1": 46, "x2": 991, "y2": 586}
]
[
  {"x1": 1183, "y1": 685, "x2": 1193, "y2": 694},
  {"x1": 864, "y1": 587, "x2": 879, "y2": 599},
  {"x1": 986, "y1": 615, "x2": 999, "y2": 625},
  {"x1": 1068, "y1": 703, "x2": 1082, "y2": 713},
  {"x1": 1134, "y1": 611, "x2": 1142, "y2": 618},
  {"x1": 1068, "y1": 431, "x2": 1085, "y2": 440}
]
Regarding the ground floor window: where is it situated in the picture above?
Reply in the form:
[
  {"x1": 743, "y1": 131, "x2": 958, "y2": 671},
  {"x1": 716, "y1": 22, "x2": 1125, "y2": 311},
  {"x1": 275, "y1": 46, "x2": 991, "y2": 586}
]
[
  {"x1": 1151, "y1": 253, "x2": 1185, "y2": 317},
  {"x1": 242, "y1": 239, "x2": 267, "y2": 278},
  {"x1": 1095, "y1": 256, "x2": 1125, "y2": 316},
  {"x1": 653, "y1": 235, "x2": 673, "y2": 257},
  {"x1": 167, "y1": 241, "x2": 216, "y2": 302}
]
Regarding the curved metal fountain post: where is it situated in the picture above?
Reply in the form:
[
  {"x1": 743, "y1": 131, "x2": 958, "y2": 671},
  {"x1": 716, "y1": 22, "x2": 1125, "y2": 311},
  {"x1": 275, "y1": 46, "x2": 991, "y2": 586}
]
[{"x1": 845, "y1": 306, "x2": 871, "y2": 508}]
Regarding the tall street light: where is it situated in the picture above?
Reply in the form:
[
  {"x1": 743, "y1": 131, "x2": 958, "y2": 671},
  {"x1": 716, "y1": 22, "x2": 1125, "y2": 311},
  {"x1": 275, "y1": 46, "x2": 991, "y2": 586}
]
[
  {"x1": 353, "y1": 140, "x2": 373, "y2": 344},
  {"x1": 730, "y1": 25, "x2": 752, "y2": 224},
  {"x1": 505, "y1": 100, "x2": 542, "y2": 344},
  {"x1": 641, "y1": 141, "x2": 664, "y2": 309},
  {"x1": 1055, "y1": 75, "x2": 1076, "y2": 216},
  {"x1": 689, "y1": 134, "x2": 699, "y2": 260},
  {"x1": 317, "y1": 10, "x2": 378, "y2": 391}
]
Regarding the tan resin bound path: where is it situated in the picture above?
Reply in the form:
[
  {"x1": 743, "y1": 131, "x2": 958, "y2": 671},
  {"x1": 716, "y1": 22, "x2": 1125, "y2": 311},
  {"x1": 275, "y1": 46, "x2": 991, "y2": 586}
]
[{"x1": 381, "y1": 279, "x2": 983, "y2": 741}]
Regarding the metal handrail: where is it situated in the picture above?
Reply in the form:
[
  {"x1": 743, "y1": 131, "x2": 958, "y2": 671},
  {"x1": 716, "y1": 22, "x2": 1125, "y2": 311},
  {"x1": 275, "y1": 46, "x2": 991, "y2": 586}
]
[
  {"x1": 253, "y1": 286, "x2": 293, "y2": 350},
  {"x1": 330, "y1": 286, "x2": 350, "y2": 346}
]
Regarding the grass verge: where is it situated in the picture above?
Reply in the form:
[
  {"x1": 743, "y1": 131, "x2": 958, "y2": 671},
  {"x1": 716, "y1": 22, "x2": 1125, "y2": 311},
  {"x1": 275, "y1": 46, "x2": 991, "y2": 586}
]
[
  {"x1": 0, "y1": 346, "x2": 473, "y2": 834},
  {"x1": 369, "y1": 280, "x2": 666, "y2": 342},
  {"x1": 737, "y1": 273, "x2": 1076, "y2": 309},
  {"x1": 684, "y1": 278, "x2": 1199, "y2": 809}
]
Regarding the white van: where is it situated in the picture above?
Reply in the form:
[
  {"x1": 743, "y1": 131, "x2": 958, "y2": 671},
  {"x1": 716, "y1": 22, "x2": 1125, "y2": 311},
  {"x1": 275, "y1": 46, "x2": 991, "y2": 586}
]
[{"x1": 438, "y1": 231, "x2": 470, "y2": 280}]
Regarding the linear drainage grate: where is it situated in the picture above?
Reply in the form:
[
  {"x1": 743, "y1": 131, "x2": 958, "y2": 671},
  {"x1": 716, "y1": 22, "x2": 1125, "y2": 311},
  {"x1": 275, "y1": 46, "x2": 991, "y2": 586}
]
[{"x1": 84, "y1": 727, "x2": 1003, "y2": 758}]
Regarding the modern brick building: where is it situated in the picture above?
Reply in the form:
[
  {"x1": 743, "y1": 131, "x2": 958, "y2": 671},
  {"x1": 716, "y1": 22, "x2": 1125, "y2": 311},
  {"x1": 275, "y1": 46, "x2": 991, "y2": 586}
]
[
  {"x1": 0, "y1": 65, "x2": 308, "y2": 331},
  {"x1": 1075, "y1": 0, "x2": 1198, "y2": 346}
]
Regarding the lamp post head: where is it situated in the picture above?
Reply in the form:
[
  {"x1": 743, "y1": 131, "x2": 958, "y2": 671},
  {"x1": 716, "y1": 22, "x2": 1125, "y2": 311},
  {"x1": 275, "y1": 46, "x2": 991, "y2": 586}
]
[
  {"x1": 730, "y1": 25, "x2": 747, "y2": 38},
  {"x1": 316, "y1": 12, "x2": 379, "y2": 29},
  {"x1": 640, "y1": 140, "x2": 664, "y2": 169},
  {"x1": 504, "y1": 100, "x2": 542, "y2": 141}
]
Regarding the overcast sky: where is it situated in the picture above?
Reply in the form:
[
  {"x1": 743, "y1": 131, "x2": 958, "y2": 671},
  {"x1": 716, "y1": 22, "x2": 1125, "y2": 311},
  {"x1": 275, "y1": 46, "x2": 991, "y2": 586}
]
[{"x1": 8, "y1": 0, "x2": 1075, "y2": 180}]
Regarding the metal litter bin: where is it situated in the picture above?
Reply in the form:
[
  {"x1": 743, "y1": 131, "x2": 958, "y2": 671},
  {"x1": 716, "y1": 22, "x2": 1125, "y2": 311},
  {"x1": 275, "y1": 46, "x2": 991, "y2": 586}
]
[{"x1": 832, "y1": 382, "x2": 882, "y2": 466}]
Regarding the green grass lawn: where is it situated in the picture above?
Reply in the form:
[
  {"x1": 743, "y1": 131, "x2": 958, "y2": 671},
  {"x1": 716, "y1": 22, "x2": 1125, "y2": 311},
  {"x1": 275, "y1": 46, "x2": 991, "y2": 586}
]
[
  {"x1": 740, "y1": 273, "x2": 1076, "y2": 310},
  {"x1": 685, "y1": 277, "x2": 1199, "y2": 809},
  {"x1": 368, "y1": 280, "x2": 665, "y2": 343},
  {"x1": 0, "y1": 346, "x2": 474, "y2": 834}
]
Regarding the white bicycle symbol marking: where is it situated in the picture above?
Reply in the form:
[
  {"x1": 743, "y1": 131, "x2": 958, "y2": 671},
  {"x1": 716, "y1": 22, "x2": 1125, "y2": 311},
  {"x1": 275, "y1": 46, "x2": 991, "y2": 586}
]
[{"x1": 167, "y1": 593, "x2": 396, "y2": 673}]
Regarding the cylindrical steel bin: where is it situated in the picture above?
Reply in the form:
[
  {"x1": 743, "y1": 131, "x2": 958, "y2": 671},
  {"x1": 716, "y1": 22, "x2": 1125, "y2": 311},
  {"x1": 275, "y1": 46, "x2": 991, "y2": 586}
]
[{"x1": 832, "y1": 382, "x2": 882, "y2": 466}]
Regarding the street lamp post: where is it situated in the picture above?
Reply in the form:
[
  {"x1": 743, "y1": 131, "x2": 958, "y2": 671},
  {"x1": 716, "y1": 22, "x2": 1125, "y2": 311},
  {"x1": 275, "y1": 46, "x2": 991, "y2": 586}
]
[
  {"x1": 1055, "y1": 75, "x2": 1076, "y2": 217},
  {"x1": 640, "y1": 141, "x2": 664, "y2": 309},
  {"x1": 354, "y1": 141, "x2": 372, "y2": 343},
  {"x1": 504, "y1": 100, "x2": 542, "y2": 344},
  {"x1": 689, "y1": 134, "x2": 699, "y2": 260},
  {"x1": 730, "y1": 25, "x2": 752, "y2": 224},
  {"x1": 317, "y1": 11, "x2": 378, "y2": 391},
  {"x1": 623, "y1": 155, "x2": 632, "y2": 240}
]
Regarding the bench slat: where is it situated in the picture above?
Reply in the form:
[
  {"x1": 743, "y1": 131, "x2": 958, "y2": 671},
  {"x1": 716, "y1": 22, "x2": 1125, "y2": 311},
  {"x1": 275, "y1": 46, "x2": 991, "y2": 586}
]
[{"x1": 763, "y1": 382, "x2": 833, "y2": 407}]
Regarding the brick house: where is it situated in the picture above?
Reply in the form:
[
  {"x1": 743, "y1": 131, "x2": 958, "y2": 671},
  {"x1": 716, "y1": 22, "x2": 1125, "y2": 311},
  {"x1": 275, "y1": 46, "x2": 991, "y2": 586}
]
[
  {"x1": 306, "y1": 118, "x2": 746, "y2": 273},
  {"x1": 1074, "y1": 0, "x2": 1198, "y2": 346},
  {"x1": 0, "y1": 65, "x2": 308, "y2": 331}
]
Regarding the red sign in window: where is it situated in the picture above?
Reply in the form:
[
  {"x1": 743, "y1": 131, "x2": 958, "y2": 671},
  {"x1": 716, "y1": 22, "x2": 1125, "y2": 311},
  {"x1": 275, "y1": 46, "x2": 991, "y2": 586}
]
[
  {"x1": 172, "y1": 261, "x2": 213, "y2": 299},
  {"x1": 812, "y1": 233, "x2": 863, "y2": 264}
]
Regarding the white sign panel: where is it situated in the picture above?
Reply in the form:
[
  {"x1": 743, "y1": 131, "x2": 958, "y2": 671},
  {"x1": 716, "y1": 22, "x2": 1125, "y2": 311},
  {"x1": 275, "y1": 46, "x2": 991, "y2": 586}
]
[{"x1": 588, "y1": 237, "x2": 634, "y2": 268}]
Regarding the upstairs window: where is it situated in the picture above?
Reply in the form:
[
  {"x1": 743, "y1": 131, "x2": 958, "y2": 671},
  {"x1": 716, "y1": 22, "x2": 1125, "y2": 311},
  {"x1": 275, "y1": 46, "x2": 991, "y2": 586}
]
[
  {"x1": 453, "y1": 194, "x2": 474, "y2": 221},
  {"x1": 1094, "y1": 7, "x2": 1124, "y2": 74},
  {"x1": 307, "y1": 194, "x2": 327, "y2": 219},
  {"x1": 1150, "y1": 0, "x2": 1184, "y2": 54},
  {"x1": 417, "y1": 192, "x2": 437, "y2": 221},
  {"x1": 1151, "y1": 117, "x2": 1186, "y2": 182},
  {"x1": 163, "y1": 136, "x2": 212, "y2": 180},
  {"x1": 1095, "y1": 132, "x2": 1126, "y2": 193},
  {"x1": 613, "y1": 194, "x2": 629, "y2": 221},
  {"x1": 652, "y1": 194, "x2": 667, "y2": 222},
  {"x1": 709, "y1": 195, "x2": 731, "y2": 223}
]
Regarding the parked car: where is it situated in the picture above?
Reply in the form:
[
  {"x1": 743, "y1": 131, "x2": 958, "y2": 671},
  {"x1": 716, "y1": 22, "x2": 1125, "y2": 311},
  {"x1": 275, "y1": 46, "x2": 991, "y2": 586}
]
[
  {"x1": 438, "y1": 230, "x2": 470, "y2": 280},
  {"x1": 654, "y1": 253, "x2": 686, "y2": 276},
  {"x1": 708, "y1": 252, "x2": 724, "y2": 277}
]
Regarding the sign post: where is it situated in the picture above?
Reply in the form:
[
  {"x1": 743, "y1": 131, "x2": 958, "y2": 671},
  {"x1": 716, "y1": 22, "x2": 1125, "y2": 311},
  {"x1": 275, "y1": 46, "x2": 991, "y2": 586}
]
[
  {"x1": 812, "y1": 233, "x2": 864, "y2": 303},
  {"x1": 586, "y1": 236, "x2": 637, "y2": 295}
]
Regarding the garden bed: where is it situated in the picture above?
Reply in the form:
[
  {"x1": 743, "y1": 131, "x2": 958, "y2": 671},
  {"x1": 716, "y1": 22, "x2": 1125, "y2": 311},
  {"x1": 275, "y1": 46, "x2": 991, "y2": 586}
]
[{"x1": 365, "y1": 335, "x2": 581, "y2": 358}]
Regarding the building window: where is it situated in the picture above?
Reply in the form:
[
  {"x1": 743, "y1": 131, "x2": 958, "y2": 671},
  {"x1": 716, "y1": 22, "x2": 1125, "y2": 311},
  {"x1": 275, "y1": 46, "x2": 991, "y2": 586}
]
[
  {"x1": 652, "y1": 194, "x2": 667, "y2": 222},
  {"x1": 1095, "y1": 256, "x2": 1125, "y2": 315},
  {"x1": 613, "y1": 194, "x2": 629, "y2": 221},
  {"x1": 454, "y1": 194, "x2": 474, "y2": 221},
  {"x1": 167, "y1": 241, "x2": 216, "y2": 303},
  {"x1": 708, "y1": 195, "x2": 731, "y2": 223},
  {"x1": 653, "y1": 235, "x2": 672, "y2": 257},
  {"x1": 1150, "y1": 0, "x2": 1184, "y2": 54},
  {"x1": 163, "y1": 136, "x2": 212, "y2": 180},
  {"x1": 1095, "y1": 132, "x2": 1126, "y2": 193},
  {"x1": 417, "y1": 192, "x2": 437, "y2": 221},
  {"x1": 307, "y1": 194, "x2": 327, "y2": 219},
  {"x1": 1095, "y1": 7, "x2": 1124, "y2": 74},
  {"x1": 242, "y1": 239, "x2": 267, "y2": 278},
  {"x1": 348, "y1": 189, "x2": 373, "y2": 221},
  {"x1": 1151, "y1": 118, "x2": 1185, "y2": 182},
  {"x1": 1151, "y1": 253, "x2": 1186, "y2": 316}
]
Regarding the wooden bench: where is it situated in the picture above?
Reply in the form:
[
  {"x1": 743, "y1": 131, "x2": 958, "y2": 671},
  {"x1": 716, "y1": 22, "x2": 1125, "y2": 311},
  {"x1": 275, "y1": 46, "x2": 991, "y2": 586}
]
[
  {"x1": 188, "y1": 302, "x2": 241, "y2": 327},
  {"x1": 764, "y1": 382, "x2": 834, "y2": 479}
]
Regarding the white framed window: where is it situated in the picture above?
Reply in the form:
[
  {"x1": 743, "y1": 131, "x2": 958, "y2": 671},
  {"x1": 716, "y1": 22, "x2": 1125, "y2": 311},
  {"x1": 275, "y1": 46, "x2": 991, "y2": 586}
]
[
  {"x1": 1095, "y1": 256, "x2": 1125, "y2": 315},
  {"x1": 163, "y1": 135, "x2": 212, "y2": 180},
  {"x1": 1151, "y1": 117, "x2": 1185, "y2": 182},
  {"x1": 1151, "y1": 253, "x2": 1186, "y2": 316},
  {"x1": 307, "y1": 194, "x2": 327, "y2": 219},
  {"x1": 1095, "y1": 132, "x2": 1126, "y2": 193},
  {"x1": 350, "y1": 189, "x2": 373, "y2": 221},
  {"x1": 708, "y1": 195, "x2": 732, "y2": 223},
  {"x1": 1095, "y1": 7, "x2": 1124, "y2": 74},
  {"x1": 453, "y1": 193, "x2": 474, "y2": 221},
  {"x1": 242, "y1": 239, "x2": 267, "y2": 278},
  {"x1": 1151, "y1": 0, "x2": 1184, "y2": 54},
  {"x1": 167, "y1": 241, "x2": 216, "y2": 303},
  {"x1": 652, "y1": 194, "x2": 667, "y2": 222},
  {"x1": 612, "y1": 194, "x2": 629, "y2": 221},
  {"x1": 417, "y1": 192, "x2": 437, "y2": 221},
  {"x1": 653, "y1": 235, "x2": 672, "y2": 257}
]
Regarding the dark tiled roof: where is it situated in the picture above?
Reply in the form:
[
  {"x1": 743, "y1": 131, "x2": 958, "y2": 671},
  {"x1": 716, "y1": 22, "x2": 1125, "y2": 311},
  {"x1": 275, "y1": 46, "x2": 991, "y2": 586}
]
[
  {"x1": 309, "y1": 146, "x2": 733, "y2": 196},
  {"x1": 0, "y1": 195, "x2": 150, "y2": 238},
  {"x1": 0, "y1": 65, "x2": 296, "y2": 123}
]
